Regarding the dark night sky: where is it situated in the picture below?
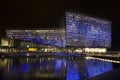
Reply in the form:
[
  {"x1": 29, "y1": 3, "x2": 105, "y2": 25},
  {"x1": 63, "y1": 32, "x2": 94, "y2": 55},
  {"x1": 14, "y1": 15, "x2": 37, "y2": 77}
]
[{"x1": 0, "y1": 0, "x2": 120, "y2": 49}]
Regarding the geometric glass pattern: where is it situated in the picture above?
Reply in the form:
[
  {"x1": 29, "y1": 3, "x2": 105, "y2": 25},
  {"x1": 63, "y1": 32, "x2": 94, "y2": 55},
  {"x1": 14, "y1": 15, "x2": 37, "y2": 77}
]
[{"x1": 65, "y1": 11, "x2": 111, "y2": 48}]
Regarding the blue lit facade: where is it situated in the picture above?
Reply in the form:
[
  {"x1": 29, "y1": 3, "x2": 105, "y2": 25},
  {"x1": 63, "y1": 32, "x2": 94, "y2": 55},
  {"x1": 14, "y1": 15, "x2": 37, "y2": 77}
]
[
  {"x1": 6, "y1": 30, "x2": 65, "y2": 47},
  {"x1": 65, "y1": 11, "x2": 111, "y2": 48},
  {"x1": 6, "y1": 11, "x2": 111, "y2": 49}
]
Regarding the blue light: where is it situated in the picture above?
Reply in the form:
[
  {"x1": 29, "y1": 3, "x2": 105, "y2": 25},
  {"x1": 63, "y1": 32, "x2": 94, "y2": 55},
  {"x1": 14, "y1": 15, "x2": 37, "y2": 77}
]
[
  {"x1": 86, "y1": 59, "x2": 113, "y2": 77},
  {"x1": 33, "y1": 37, "x2": 47, "y2": 44},
  {"x1": 20, "y1": 63, "x2": 30, "y2": 73},
  {"x1": 24, "y1": 36, "x2": 32, "y2": 41},
  {"x1": 55, "y1": 59, "x2": 62, "y2": 71},
  {"x1": 66, "y1": 61, "x2": 80, "y2": 80}
]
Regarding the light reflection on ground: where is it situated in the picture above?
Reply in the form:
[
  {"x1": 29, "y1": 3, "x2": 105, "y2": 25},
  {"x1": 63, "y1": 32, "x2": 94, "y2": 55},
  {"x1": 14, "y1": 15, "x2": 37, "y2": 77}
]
[{"x1": 0, "y1": 56, "x2": 120, "y2": 80}]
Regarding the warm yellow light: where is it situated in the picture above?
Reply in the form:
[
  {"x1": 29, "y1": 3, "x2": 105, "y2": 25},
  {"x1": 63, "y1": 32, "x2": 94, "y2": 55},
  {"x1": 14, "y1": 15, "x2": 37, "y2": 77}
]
[{"x1": 28, "y1": 48, "x2": 38, "y2": 51}]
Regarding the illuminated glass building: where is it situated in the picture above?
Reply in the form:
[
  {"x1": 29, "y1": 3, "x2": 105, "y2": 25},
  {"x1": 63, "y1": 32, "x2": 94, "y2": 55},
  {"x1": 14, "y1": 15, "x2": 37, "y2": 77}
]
[
  {"x1": 6, "y1": 29, "x2": 65, "y2": 47},
  {"x1": 6, "y1": 11, "x2": 111, "y2": 52},
  {"x1": 65, "y1": 11, "x2": 111, "y2": 48}
]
